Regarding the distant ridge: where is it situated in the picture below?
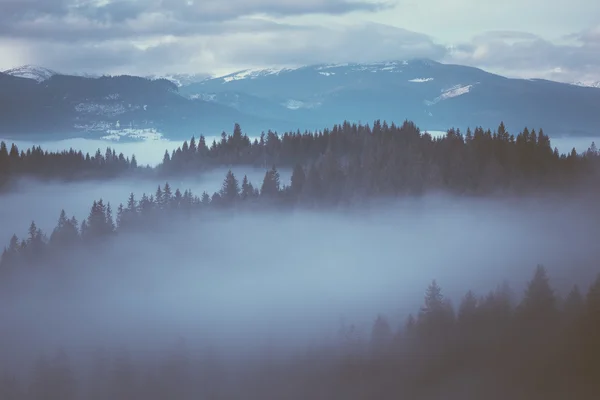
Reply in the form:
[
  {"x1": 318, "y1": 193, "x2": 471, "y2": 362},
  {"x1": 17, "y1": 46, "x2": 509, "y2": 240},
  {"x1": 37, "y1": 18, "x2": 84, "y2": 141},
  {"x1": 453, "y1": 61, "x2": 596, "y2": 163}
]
[{"x1": 1, "y1": 59, "x2": 600, "y2": 140}]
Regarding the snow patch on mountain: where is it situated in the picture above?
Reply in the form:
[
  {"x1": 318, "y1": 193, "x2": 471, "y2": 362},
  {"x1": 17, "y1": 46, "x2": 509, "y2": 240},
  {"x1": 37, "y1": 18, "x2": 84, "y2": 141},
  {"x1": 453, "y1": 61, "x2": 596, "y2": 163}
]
[
  {"x1": 189, "y1": 93, "x2": 217, "y2": 101},
  {"x1": 317, "y1": 63, "x2": 350, "y2": 70},
  {"x1": 101, "y1": 128, "x2": 164, "y2": 141},
  {"x1": 425, "y1": 84, "x2": 474, "y2": 105},
  {"x1": 147, "y1": 73, "x2": 209, "y2": 87},
  {"x1": 284, "y1": 100, "x2": 305, "y2": 110},
  {"x1": 212, "y1": 61, "x2": 410, "y2": 83},
  {"x1": 3, "y1": 65, "x2": 58, "y2": 82},
  {"x1": 571, "y1": 80, "x2": 600, "y2": 88},
  {"x1": 74, "y1": 121, "x2": 114, "y2": 132},
  {"x1": 282, "y1": 99, "x2": 321, "y2": 110},
  {"x1": 75, "y1": 102, "x2": 128, "y2": 117},
  {"x1": 316, "y1": 61, "x2": 404, "y2": 74},
  {"x1": 220, "y1": 67, "x2": 299, "y2": 83},
  {"x1": 440, "y1": 84, "x2": 474, "y2": 97},
  {"x1": 409, "y1": 78, "x2": 434, "y2": 82}
]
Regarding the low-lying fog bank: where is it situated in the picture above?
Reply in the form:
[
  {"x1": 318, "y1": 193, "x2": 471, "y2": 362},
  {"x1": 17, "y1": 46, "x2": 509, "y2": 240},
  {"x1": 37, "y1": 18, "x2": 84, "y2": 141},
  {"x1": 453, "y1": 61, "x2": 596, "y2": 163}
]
[
  {"x1": 0, "y1": 168, "x2": 292, "y2": 245},
  {"x1": 1, "y1": 195, "x2": 599, "y2": 374}
]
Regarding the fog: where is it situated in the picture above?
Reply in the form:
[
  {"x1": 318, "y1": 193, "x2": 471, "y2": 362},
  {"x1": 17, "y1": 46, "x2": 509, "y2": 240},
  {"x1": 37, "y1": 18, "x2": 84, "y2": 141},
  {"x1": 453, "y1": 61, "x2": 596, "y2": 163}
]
[
  {"x1": 0, "y1": 135, "x2": 259, "y2": 168},
  {"x1": 1, "y1": 133, "x2": 600, "y2": 397},
  {"x1": 0, "y1": 167, "x2": 291, "y2": 245},
  {"x1": 1, "y1": 194, "x2": 600, "y2": 376}
]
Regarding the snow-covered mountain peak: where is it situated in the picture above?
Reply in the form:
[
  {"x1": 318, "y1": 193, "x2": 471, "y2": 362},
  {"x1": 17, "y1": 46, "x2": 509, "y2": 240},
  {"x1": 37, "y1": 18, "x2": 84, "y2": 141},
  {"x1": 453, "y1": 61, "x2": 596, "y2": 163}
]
[
  {"x1": 210, "y1": 59, "x2": 439, "y2": 83},
  {"x1": 2, "y1": 65, "x2": 58, "y2": 82}
]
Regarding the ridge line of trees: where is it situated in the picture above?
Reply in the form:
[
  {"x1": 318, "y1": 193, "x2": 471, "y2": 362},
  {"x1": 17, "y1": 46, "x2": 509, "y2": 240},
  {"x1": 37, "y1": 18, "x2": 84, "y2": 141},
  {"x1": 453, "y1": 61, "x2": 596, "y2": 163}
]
[{"x1": 2, "y1": 120, "x2": 600, "y2": 193}]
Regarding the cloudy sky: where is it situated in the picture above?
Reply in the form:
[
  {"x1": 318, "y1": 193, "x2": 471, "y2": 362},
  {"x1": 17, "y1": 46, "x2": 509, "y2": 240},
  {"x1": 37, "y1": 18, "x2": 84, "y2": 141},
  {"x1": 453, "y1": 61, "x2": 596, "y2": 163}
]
[{"x1": 0, "y1": 0, "x2": 598, "y2": 82}]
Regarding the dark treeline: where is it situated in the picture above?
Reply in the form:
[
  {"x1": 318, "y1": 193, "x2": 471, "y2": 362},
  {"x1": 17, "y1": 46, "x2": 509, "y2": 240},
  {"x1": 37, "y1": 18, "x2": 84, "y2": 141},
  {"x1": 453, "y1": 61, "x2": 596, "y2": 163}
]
[
  {"x1": 2, "y1": 119, "x2": 600, "y2": 195},
  {"x1": 3, "y1": 126, "x2": 600, "y2": 270},
  {"x1": 1, "y1": 266, "x2": 600, "y2": 399},
  {"x1": 0, "y1": 175, "x2": 279, "y2": 271},
  {"x1": 162, "y1": 120, "x2": 600, "y2": 196},
  {"x1": 3, "y1": 120, "x2": 600, "y2": 270},
  {"x1": 0, "y1": 141, "x2": 142, "y2": 190}
]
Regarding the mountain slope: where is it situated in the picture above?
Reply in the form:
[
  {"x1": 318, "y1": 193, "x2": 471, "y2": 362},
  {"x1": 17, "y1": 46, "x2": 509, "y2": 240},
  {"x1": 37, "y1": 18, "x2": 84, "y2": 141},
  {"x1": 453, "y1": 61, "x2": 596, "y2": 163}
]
[
  {"x1": 181, "y1": 60, "x2": 600, "y2": 137},
  {"x1": 0, "y1": 73, "x2": 288, "y2": 140},
  {"x1": 2, "y1": 65, "x2": 58, "y2": 83},
  {"x1": 2, "y1": 60, "x2": 599, "y2": 140}
]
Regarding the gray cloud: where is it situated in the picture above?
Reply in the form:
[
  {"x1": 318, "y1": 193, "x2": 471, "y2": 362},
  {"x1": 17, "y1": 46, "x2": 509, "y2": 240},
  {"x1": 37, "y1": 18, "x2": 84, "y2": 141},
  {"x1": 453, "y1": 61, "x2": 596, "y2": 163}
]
[
  {"x1": 208, "y1": 22, "x2": 447, "y2": 67},
  {"x1": 0, "y1": 0, "x2": 390, "y2": 41},
  {"x1": 0, "y1": 15, "x2": 299, "y2": 43},
  {"x1": 0, "y1": 0, "x2": 598, "y2": 83},
  {"x1": 444, "y1": 26, "x2": 600, "y2": 82},
  {"x1": 5, "y1": 21, "x2": 445, "y2": 76}
]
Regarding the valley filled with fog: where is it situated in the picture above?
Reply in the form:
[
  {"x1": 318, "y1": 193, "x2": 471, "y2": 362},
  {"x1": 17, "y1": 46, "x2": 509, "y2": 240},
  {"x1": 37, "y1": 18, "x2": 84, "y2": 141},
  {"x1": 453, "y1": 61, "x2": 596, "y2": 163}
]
[
  {"x1": 2, "y1": 0, "x2": 600, "y2": 395},
  {"x1": 2, "y1": 195, "x2": 600, "y2": 369},
  {"x1": 2, "y1": 122, "x2": 600, "y2": 399},
  {"x1": 1, "y1": 129, "x2": 596, "y2": 244}
]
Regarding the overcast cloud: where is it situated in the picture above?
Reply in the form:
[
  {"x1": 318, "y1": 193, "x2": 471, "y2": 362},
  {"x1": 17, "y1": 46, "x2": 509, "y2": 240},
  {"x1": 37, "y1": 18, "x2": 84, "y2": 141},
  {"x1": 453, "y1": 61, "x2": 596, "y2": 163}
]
[{"x1": 0, "y1": 0, "x2": 598, "y2": 82}]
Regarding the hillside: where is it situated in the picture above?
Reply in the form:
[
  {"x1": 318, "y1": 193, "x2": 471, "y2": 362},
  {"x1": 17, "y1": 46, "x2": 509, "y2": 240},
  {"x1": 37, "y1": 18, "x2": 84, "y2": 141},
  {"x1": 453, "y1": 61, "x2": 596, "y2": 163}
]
[
  {"x1": 181, "y1": 59, "x2": 600, "y2": 137},
  {"x1": 2, "y1": 59, "x2": 600, "y2": 140},
  {"x1": 0, "y1": 72, "x2": 288, "y2": 140}
]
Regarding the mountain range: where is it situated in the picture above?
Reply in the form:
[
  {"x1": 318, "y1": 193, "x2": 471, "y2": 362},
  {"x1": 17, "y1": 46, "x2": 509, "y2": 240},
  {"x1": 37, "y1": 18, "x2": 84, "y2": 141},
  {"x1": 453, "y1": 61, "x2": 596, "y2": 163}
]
[{"x1": 1, "y1": 60, "x2": 599, "y2": 141}]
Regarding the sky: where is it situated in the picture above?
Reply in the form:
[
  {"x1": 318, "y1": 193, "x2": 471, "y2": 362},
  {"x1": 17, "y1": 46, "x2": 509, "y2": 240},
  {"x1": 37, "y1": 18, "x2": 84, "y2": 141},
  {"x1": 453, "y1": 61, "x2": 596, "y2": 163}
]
[{"x1": 0, "y1": 0, "x2": 598, "y2": 83}]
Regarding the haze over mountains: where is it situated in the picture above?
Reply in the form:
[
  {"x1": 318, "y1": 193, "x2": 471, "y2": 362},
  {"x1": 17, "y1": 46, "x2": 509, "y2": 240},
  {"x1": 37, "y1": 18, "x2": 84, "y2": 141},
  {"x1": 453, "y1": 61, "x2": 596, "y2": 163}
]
[{"x1": 2, "y1": 59, "x2": 600, "y2": 141}]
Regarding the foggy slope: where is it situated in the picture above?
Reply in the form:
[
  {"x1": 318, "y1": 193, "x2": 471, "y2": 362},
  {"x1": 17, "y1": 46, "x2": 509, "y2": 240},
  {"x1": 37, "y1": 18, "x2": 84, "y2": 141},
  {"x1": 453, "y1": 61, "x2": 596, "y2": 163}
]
[{"x1": 1, "y1": 194, "x2": 600, "y2": 367}]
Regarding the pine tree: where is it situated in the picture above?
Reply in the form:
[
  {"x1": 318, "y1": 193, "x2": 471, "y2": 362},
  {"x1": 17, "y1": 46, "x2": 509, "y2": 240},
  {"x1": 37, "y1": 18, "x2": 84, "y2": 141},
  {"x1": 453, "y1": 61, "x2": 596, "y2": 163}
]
[
  {"x1": 458, "y1": 290, "x2": 479, "y2": 328},
  {"x1": 417, "y1": 280, "x2": 455, "y2": 340},
  {"x1": 370, "y1": 314, "x2": 393, "y2": 356},
  {"x1": 260, "y1": 166, "x2": 280, "y2": 197},
  {"x1": 241, "y1": 175, "x2": 254, "y2": 200},
  {"x1": 126, "y1": 193, "x2": 137, "y2": 212},
  {"x1": 290, "y1": 163, "x2": 306, "y2": 196},
  {"x1": 519, "y1": 264, "x2": 557, "y2": 322},
  {"x1": 106, "y1": 203, "x2": 115, "y2": 234},
  {"x1": 155, "y1": 186, "x2": 164, "y2": 209},
  {"x1": 201, "y1": 191, "x2": 211, "y2": 205},
  {"x1": 116, "y1": 204, "x2": 124, "y2": 230},
  {"x1": 28, "y1": 221, "x2": 38, "y2": 243},
  {"x1": 220, "y1": 170, "x2": 240, "y2": 203},
  {"x1": 163, "y1": 183, "x2": 173, "y2": 207}
]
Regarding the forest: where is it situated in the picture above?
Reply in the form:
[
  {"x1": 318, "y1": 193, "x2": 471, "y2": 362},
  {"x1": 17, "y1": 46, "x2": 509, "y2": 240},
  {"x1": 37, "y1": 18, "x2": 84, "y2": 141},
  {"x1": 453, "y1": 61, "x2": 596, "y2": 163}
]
[
  {"x1": 2, "y1": 120, "x2": 600, "y2": 195},
  {"x1": 1, "y1": 119, "x2": 600, "y2": 399}
]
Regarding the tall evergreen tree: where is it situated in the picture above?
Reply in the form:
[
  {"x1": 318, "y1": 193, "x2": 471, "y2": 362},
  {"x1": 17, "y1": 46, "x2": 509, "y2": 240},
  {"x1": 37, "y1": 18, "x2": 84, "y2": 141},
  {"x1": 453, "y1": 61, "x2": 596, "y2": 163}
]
[{"x1": 220, "y1": 170, "x2": 240, "y2": 203}]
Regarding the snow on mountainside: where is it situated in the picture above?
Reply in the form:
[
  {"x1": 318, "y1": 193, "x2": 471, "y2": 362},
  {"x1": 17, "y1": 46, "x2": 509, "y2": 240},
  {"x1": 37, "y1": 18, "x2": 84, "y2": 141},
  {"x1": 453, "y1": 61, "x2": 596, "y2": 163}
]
[
  {"x1": 409, "y1": 78, "x2": 434, "y2": 82},
  {"x1": 3, "y1": 65, "x2": 58, "y2": 82},
  {"x1": 2, "y1": 59, "x2": 600, "y2": 140},
  {"x1": 213, "y1": 61, "x2": 412, "y2": 83},
  {"x1": 146, "y1": 73, "x2": 210, "y2": 87},
  {"x1": 425, "y1": 84, "x2": 476, "y2": 105},
  {"x1": 572, "y1": 80, "x2": 600, "y2": 89},
  {"x1": 219, "y1": 67, "x2": 300, "y2": 83}
]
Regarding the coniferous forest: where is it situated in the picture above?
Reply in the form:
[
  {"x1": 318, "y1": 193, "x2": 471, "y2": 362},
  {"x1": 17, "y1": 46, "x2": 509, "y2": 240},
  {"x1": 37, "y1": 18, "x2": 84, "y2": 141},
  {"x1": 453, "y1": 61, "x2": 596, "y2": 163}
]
[{"x1": 1, "y1": 119, "x2": 600, "y2": 399}]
